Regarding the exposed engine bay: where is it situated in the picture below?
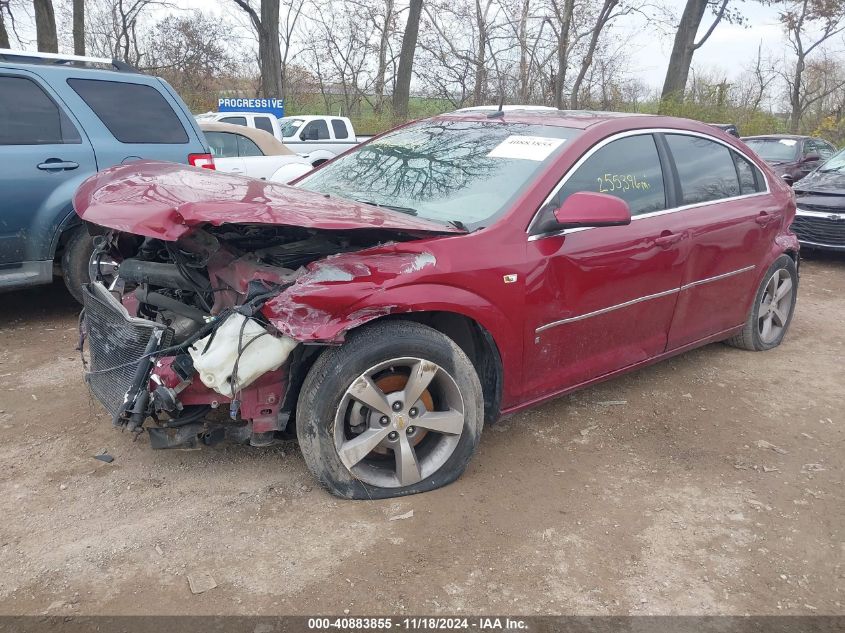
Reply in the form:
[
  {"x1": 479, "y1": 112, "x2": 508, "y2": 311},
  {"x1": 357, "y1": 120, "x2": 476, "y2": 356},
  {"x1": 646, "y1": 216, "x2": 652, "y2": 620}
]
[{"x1": 81, "y1": 223, "x2": 417, "y2": 449}]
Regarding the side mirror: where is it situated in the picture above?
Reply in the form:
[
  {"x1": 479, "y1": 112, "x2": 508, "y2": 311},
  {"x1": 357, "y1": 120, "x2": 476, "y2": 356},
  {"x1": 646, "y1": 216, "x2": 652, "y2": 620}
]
[
  {"x1": 802, "y1": 152, "x2": 820, "y2": 163},
  {"x1": 553, "y1": 191, "x2": 632, "y2": 228}
]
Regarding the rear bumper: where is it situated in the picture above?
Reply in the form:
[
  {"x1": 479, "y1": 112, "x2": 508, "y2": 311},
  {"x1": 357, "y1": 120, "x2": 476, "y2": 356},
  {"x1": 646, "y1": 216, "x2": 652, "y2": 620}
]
[{"x1": 792, "y1": 209, "x2": 845, "y2": 251}]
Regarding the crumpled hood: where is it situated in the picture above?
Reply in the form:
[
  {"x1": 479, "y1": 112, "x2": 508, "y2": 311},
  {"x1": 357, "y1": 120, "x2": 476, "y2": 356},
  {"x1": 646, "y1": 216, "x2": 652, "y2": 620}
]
[{"x1": 73, "y1": 161, "x2": 463, "y2": 240}]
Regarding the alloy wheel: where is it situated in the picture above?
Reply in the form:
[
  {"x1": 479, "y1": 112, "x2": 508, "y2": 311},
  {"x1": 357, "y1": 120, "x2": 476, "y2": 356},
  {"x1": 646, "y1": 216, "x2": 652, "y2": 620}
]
[
  {"x1": 333, "y1": 357, "x2": 465, "y2": 488},
  {"x1": 758, "y1": 268, "x2": 794, "y2": 344}
]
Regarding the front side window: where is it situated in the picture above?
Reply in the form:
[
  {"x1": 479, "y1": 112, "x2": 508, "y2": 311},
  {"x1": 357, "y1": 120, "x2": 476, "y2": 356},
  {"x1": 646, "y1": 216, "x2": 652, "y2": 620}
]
[
  {"x1": 205, "y1": 131, "x2": 239, "y2": 158},
  {"x1": 301, "y1": 120, "x2": 330, "y2": 140},
  {"x1": 68, "y1": 79, "x2": 188, "y2": 144},
  {"x1": 0, "y1": 76, "x2": 80, "y2": 145},
  {"x1": 550, "y1": 134, "x2": 667, "y2": 218},
  {"x1": 666, "y1": 134, "x2": 740, "y2": 205},
  {"x1": 331, "y1": 119, "x2": 349, "y2": 139},
  {"x1": 299, "y1": 120, "x2": 579, "y2": 228}
]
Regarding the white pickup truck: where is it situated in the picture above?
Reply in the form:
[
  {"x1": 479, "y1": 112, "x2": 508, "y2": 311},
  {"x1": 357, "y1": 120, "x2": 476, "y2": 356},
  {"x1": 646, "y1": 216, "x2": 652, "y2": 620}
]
[{"x1": 195, "y1": 113, "x2": 372, "y2": 166}]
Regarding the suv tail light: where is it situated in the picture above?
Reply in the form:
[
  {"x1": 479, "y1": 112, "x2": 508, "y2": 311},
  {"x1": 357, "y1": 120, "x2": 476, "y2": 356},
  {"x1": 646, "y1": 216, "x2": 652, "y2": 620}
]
[{"x1": 189, "y1": 153, "x2": 215, "y2": 170}]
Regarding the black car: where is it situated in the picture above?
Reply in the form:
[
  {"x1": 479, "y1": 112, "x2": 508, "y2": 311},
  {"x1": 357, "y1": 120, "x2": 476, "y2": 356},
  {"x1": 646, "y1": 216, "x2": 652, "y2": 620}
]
[{"x1": 792, "y1": 147, "x2": 845, "y2": 251}]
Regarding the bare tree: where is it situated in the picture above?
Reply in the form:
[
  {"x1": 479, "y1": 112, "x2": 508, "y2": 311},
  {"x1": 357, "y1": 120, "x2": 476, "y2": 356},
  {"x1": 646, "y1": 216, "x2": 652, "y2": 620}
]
[
  {"x1": 0, "y1": 3, "x2": 9, "y2": 48},
  {"x1": 658, "y1": 0, "x2": 735, "y2": 110},
  {"x1": 393, "y1": 0, "x2": 423, "y2": 117},
  {"x1": 33, "y1": 0, "x2": 58, "y2": 52},
  {"x1": 232, "y1": 0, "x2": 284, "y2": 98},
  {"x1": 548, "y1": 0, "x2": 575, "y2": 108},
  {"x1": 779, "y1": 0, "x2": 845, "y2": 131}
]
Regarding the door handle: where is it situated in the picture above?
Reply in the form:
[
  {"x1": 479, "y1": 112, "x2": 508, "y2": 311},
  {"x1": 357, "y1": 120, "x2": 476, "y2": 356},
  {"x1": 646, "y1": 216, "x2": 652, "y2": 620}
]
[
  {"x1": 37, "y1": 159, "x2": 79, "y2": 171},
  {"x1": 654, "y1": 231, "x2": 682, "y2": 247}
]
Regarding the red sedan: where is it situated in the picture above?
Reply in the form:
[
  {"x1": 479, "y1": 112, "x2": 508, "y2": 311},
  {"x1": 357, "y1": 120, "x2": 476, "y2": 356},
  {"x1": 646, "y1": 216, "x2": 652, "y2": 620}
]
[{"x1": 75, "y1": 110, "x2": 799, "y2": 498}]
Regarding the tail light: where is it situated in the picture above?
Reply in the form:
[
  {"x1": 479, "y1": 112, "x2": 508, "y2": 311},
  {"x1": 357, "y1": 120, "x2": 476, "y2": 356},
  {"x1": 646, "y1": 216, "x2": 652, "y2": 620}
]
[{"x1": 189, "y1": 153, "x2": 215, "y2": 170}]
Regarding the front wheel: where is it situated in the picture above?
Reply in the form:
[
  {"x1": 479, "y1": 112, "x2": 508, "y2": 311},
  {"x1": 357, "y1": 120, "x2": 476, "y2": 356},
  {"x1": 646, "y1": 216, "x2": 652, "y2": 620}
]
[
  {"x1": 61, "y1": 225, "x2": 94, "y2": 304},
  {"x1": 726, "y1": 254, "x2": 798, "y2": 351},
  {"x1": 296, "y1": 320, "x2": 484, "y2": 499}
]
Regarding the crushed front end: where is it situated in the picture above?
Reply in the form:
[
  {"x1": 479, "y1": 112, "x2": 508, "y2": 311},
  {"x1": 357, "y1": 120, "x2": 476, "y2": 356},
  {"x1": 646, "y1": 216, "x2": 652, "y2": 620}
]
[{"x1": 75, "y1": 162, "x2": 457, "y2": 450}]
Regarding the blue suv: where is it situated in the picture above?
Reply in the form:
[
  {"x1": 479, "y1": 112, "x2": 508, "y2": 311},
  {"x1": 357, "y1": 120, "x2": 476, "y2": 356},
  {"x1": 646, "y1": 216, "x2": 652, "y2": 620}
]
[{"x1": 0, "y1": 50, "x2": 213, "y2": 302}]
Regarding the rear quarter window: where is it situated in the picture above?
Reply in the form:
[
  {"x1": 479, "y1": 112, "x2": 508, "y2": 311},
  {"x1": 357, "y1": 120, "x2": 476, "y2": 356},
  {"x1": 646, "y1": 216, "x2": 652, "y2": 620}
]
[{"x1": 67, "y1": 78, "x2": 189, "y2": 144}]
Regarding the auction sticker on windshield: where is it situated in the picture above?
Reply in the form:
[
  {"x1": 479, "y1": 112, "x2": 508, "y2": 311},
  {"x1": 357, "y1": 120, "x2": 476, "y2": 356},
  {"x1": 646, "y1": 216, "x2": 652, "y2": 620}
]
[{"x1": 487, "y1": 135, "x2": 566, "y2": 161}]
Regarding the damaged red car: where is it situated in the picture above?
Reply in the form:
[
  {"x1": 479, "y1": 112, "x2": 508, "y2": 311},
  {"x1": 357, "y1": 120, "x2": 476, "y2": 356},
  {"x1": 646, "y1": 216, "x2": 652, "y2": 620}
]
[{"x1": 75, "y1": 110, "x2": 800, "y2": 499}]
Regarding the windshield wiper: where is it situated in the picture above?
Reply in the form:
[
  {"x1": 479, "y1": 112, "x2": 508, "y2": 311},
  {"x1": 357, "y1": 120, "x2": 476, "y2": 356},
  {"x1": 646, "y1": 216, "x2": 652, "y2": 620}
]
[
  {"x1": 448, "y1": 219, "x2": 469, "y2": 232},
  {"x1": 354, "y1": 199, "x2": 419, "y2": 216}
]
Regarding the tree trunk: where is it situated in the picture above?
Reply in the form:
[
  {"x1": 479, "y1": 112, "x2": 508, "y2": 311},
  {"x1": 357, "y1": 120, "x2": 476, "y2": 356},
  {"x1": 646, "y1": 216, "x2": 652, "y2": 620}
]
[
  {"x1": 552, "y1": 0, "x2": 574, "y2": 109},
  {"x1": 73, "y1": 0, "x2": 85, "y2": 55},
  {"x1": 570, "y1": 0, "x2": 618, "y2": 108},
  {"x1": 392, "y1": 0, "x2": 422, "y2": 118},
  {"x1": 518, "y1": 0, "x2": 530, "y2": 102},
  {"x1": 374, "y1": 0, "x2": 394, "y2": 114},
  {"x1": 472, "y1": 0, "x2": 487, "y2": 105},
  {"x1": 34, "y1": 0, "x2": 58, "y2": 53},
  {"x1": 259, "y1": 0, "x2": 283, "y2": 98},
  {"x1": 789, "y1": 56, "x2": 805, "y2": 133},
  {"x1": 658, "y1": 0, "x2": 708, "y2": 111},
  {"x1": 0, "y1": 9, "x2": 9, "y2": 49}
]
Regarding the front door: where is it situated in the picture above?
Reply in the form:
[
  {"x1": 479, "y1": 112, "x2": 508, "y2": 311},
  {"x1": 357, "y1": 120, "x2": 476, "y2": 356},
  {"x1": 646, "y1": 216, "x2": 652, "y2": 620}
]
[
  {"x1": 522, "y1": 133, "x2": 687, "y2": 401},
  {"x1": 0, "y1": 71, "x2": 97, "y2": 271}
]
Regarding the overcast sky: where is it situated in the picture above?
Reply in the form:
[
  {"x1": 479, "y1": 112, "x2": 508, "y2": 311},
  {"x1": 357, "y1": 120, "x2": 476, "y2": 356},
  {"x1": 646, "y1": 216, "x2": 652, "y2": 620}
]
[
  {"x1": 624, "y1": 0, "x2": 788, "y2": 88},
  {"x1": 8, "y1": 0, "x2": 793, "y2": 92}
]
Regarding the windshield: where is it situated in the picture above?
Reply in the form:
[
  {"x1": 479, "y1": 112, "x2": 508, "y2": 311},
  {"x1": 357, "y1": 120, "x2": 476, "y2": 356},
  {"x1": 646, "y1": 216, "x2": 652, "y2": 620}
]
[
  {"x1": 297, "y1": 119, "x2": 579, "y2": 228},
  {"x1": 279, "y1": 117, "x2": 304, "y2": 138},
  {"x1": 744, "y1": 138, "x2": 800, "y2": 163},
  {"x1": 817, "y1": 146, "x2": 845, "y2": 173}
]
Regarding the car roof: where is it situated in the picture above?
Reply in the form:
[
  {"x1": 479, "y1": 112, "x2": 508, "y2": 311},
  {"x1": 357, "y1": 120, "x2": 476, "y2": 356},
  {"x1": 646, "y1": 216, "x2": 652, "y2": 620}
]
[
  {"x1": 199, "y1": 121, "x2": 294, "y2": 156},
  {"x1": 434, "y1": 109, "x2": 656, "y2": 130}
]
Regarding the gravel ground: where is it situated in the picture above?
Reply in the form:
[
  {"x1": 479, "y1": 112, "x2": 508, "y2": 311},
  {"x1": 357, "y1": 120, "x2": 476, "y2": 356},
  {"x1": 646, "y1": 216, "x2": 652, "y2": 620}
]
[{"x1": 0, "y1": 254, "x2": 842, "y2": 616}]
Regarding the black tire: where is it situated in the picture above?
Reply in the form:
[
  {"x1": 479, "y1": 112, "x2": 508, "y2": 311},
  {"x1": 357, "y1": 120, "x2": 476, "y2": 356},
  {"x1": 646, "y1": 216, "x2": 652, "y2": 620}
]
[
  {"x1": 725, "y1": 254, "x2": 798, "y2": 351},
  {"x1": 60, "y1": 225, "x2": 94, "y2": 304},
  {"x1": 296, "y1": 320, "x2": 484, "y2": 499}
]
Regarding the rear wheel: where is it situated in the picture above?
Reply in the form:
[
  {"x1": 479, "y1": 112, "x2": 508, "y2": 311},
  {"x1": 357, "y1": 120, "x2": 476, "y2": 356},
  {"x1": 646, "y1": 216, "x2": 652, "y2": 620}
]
[
  {"x1": 61, "y1": 225, "x2": 94, "y2": 304},
  {"x1": 726, "y1": 254, "x2": 797, "y2": 351},
  {"x1": 296, "y1": 320, "x2": 484, "y2": 499}
]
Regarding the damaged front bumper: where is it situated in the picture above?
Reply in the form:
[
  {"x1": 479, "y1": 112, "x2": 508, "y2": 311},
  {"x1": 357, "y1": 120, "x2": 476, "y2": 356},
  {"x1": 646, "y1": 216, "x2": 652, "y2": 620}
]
[{"x1": 82, "y1": 282, "x2": 297, "y2": 448}]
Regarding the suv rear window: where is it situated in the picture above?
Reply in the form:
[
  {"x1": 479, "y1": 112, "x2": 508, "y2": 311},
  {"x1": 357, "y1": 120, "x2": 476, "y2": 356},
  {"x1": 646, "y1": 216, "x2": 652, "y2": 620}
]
[
  {"x1": 0, "y1": 76, "x2": 81, "y2": 145},
  {"x1": 67, "y1": 79, "x2": 188, "y2": 144}
]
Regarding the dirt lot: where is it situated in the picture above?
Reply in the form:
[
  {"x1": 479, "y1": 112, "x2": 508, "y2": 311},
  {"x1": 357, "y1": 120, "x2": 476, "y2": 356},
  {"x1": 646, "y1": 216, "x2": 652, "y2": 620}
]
[{"x1": 0, "y1": 255, "x2": 842, "y2": 617}]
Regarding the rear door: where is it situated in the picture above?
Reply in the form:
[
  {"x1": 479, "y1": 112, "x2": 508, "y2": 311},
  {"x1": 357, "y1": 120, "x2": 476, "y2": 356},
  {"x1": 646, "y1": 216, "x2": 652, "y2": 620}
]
[
  {"x1": 0, "y1": 71, "x2": 96, "y2": 270},
  {"x1": 522, "y1": 132, "x2": 687, "y2": 399},
  {"x1": 661, "y1": 132, "x2": 775, "y2": 348}
]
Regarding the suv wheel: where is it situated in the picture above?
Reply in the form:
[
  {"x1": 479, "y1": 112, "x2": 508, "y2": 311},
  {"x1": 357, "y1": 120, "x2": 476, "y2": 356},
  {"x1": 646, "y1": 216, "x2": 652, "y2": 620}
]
[
  {"x1": 61, "y1": 225, "x2": 94, "y2": 304},
  {"x1": 296, "y1": 320, "x2": 484, "y2": 499}
]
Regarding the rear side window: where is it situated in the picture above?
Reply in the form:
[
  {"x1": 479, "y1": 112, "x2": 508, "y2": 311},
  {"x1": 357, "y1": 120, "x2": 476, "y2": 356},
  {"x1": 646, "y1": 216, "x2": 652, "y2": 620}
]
[
  {"x1": 733, "y1": 152, "x2": 764, "y2": 194},
  {"x1": 205, "y1": 131, "x2": 239, "y2": 158},
  {"x1": 666, "y1": 134, "x2": 740, "y2": 204},
  {"x1": 301, "y1": 120, "x2": 330, "y2": 140},
  {"x1": 237, "y1": 134, "x2": 263, "y2": 157},
  {"x1": 0, "y1": 76, "x2": 80, "y2": 145},
  {"x1": 68, "y1": 79, "x2": 188, "y2": 144},
  {"x1": 254, "y1": 117, "x2": 274, "y2": 134},
  {"x1": 331, "y1": 119, "x2": 349, "y2": 139},
  {"x1": 220, "y1": 116, "x2": 247, "y2": 126},
  {"x1": 552, "y1": 134, "x2": 667, "y2": 216}
]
